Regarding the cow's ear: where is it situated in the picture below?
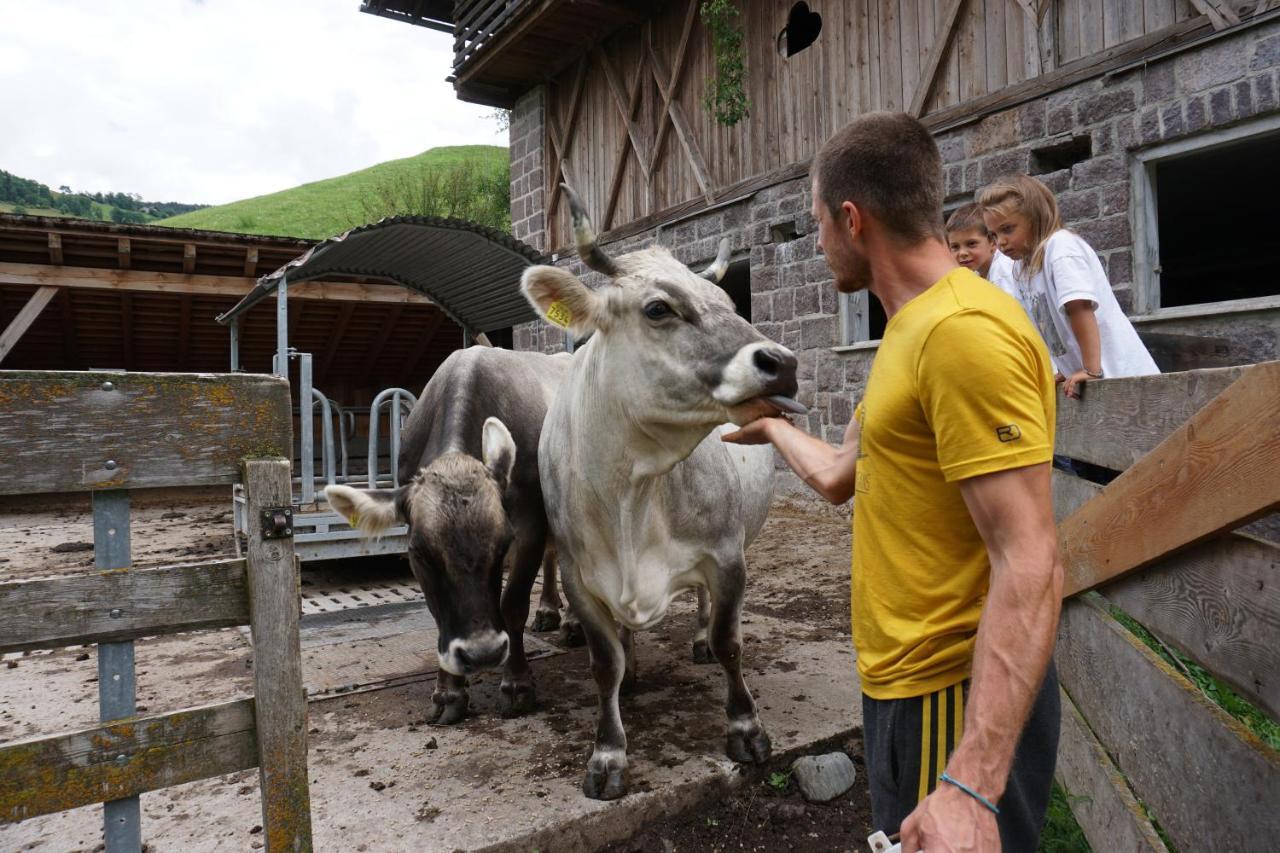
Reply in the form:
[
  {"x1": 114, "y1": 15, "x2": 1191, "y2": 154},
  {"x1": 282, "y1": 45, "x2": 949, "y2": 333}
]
[
  {"x1": 521, "y1": 265, "x2": 604, "y2": 336},
  {"x1": 481, "y1": 417, "x2": 516, "y2": 491},
  {"x1": 325, "y1": 485, "x2": 406, "y2": 538}
]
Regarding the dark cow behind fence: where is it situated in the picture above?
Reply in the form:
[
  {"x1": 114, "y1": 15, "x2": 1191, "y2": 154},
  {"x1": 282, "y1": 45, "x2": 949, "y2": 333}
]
[{"x1": 326, "y1": 346, "x2": 573, "y2": 722}]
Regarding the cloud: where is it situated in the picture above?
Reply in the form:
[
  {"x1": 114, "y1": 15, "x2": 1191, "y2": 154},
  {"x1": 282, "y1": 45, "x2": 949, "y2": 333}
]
[{"x1": 0, "y1": 0, "x2": 502, "y2": 205}]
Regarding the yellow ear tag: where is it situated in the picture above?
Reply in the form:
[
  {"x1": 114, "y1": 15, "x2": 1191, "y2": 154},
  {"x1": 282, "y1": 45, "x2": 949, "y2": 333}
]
[
  {"x1": 349, "y1": 511, "x2": 360, "y2": 527},
  {"x1": 546, "y1": 301, "x2": 573, "y2": 329}
]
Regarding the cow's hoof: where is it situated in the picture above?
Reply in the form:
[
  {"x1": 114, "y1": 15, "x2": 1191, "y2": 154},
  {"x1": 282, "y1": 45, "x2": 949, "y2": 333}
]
[
  {"x1": 500, "y1": 679, "x2": 537, "y2": 717},
  {"x1": 726, "y1": 722, "x2": 772, "y2": 764},
  {"x1": 582, "y1": 752, "x2": 627, "y2": 800},
  {"x1": 427, "y1": 690, "x2": 469, "y2": 726},
  {"x1": 559, "y1": 617, "x2": 586, "y2": 647},
  {"x1": 531, "y1": 606, "x2": 561, "y2": 633},
  {"x1": 691, "y1": 638, "x2": 715, "y2": 664}
]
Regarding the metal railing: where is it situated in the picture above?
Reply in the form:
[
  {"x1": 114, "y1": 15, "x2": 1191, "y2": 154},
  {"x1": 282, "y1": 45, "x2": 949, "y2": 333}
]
[{"x1": 367, "y1": 388, "x2": 417, "y2": 488}]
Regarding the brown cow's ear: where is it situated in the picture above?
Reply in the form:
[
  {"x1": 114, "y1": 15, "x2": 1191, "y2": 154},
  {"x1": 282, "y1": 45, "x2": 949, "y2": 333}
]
[
  {"x1": 521, "y1": 265, "x2": 603, "y2": 337},
  {"x1": 481, "y1": 417, "x2": 516, "y2": 491},
  {"x1": 324, "y1": 484, "x2": 405, "y2": 538}
]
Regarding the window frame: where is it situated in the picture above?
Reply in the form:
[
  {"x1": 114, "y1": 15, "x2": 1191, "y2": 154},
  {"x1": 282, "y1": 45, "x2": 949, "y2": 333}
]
[{"x1": 1131, "y1": 113, "x2": 1280, "y2": 316}]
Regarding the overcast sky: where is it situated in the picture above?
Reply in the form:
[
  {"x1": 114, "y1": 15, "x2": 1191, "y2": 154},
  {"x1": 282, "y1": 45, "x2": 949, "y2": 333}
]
[{"x1": 0, "y1": 0, "x2": 501, "y2": 205}]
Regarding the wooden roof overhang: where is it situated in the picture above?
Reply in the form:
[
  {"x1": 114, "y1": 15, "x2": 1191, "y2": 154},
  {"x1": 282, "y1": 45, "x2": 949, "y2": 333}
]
[
  {"x1": 360, "y1": 0, "x2": 652, "y2": 107},
  {"x1": 0, "y1": 215, "x2": 465, "y2": 404}
]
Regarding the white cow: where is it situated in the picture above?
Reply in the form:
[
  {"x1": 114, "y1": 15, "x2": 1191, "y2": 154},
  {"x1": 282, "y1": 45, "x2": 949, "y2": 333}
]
[{"x1": 522, "y1": 186, "x2": 803, "y2": 799}]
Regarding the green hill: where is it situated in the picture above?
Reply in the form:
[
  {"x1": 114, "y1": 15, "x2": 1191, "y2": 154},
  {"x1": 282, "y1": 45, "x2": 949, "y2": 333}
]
[{"x1": 157, "y1": 145, "x2": 509, "y2": 240}]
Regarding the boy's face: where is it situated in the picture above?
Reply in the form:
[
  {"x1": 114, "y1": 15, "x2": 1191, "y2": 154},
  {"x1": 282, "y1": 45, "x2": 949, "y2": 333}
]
[
  {"x1": 947, "y1": 227, "x2": 996, "y2": 275},
  {"x1": 984, "y1": 212, "x2": 1034, "y2": 261}
]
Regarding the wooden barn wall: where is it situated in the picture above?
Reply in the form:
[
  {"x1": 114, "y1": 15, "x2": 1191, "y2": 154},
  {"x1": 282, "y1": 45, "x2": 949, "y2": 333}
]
[{"x1": 543, "y1": 0, "x2": 1205, "y2": 252}]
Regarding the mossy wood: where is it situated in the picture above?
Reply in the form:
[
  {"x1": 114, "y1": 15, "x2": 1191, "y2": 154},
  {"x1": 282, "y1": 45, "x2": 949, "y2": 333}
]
[
  {"x1": 0, "y1": 371, "x2": 291, "y2": 495},
  {"x1": 1055, "y1": 472, "x2": 1280, "y2": 720},
  {"x1": 1058, "y1": 361, "x2": 1280, "y2": 596},
  {"x1": 0, "y1": 558, "x2": 250, "y2": 655},
  {"x1": 1057, "y1": 595, "x2": 1280, "y2": 852},
  {"x1": 1053, "y1": 687, "x2": 1170, "y2": 852},
  {"x1": 0, "y1": 699, "x2": 257, "y2": 824}
]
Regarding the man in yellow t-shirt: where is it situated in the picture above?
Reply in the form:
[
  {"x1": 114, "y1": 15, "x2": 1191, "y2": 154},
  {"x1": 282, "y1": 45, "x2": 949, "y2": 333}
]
[{"x1": 724, "y1": 112, "x2": 1063, "y2": 853}]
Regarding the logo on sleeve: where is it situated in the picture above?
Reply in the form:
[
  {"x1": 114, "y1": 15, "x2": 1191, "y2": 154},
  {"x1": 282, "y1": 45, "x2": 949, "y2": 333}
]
[{"x1": 996, "y1": 424, "x2": 1022, "y2": 443}]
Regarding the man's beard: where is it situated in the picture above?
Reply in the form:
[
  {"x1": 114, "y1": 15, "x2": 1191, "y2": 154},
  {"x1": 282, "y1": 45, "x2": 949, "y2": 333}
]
[{"x1": 832, "y1": 249, "x2": 873, "y2": 295}]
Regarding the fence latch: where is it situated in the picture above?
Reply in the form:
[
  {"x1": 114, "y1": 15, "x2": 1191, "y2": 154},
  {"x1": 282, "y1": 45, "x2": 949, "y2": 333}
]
[{"x1": 261, "y1": 507, "x2": 294, "y2": 540}]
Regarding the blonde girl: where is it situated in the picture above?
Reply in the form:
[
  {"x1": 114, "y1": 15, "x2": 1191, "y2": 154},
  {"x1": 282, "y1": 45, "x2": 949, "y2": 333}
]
[{"x1": 977, "y1": 175, "x2": 1157, "y2": 398}]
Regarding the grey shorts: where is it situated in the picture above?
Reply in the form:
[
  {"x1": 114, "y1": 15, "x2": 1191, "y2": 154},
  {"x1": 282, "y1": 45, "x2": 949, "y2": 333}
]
[{"x1": 861, "y1": 662, "x2": 1060, "y2": 852}]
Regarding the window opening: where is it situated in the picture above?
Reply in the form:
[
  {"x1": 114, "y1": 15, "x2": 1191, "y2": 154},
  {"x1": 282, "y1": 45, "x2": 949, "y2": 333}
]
[
  {"x1": 1030, "y1": 135, "x2": 1092, "y2": 174},
  {"x1": 721, "y1": 259, "x2": 752, "y2": 322},
  {"x1": 777, "y1": 2, "x2": 822, "y2": 58},
  {"x1": 838, "y1": 290, "x2": 886, "y2": 346},
  {"x1": 1153, "y1": 131, "x2": 1279, "y2": 309}
]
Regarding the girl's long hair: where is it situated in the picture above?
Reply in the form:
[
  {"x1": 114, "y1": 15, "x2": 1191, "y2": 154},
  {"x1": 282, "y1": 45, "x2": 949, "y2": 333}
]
[{"x1": 976, "y1": 174, "x2": 1063, "y2": 278}]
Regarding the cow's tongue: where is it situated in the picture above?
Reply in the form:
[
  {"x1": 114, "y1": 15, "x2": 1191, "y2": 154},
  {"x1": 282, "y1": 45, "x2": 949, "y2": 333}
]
[{"x1": 765, "y1": 394, "x2": 808, "y2": 414}]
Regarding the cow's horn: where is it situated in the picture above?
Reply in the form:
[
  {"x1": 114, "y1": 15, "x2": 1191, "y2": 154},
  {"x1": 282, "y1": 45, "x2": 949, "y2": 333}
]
[
  {"x1": 699, "y1": 238, "x2": 732, "y2": 283},
  {"x1": 562, "y1": 183, "x2": 618, "y2": 277}
]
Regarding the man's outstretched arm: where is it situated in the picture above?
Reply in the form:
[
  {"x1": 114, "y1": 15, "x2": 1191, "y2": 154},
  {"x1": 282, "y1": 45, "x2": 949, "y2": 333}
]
[
  {"x1": 722, "y1": 413, "x2": 860, "y2": 505},
  {"x1": 900, "y1": 462, "x2": 1063, "y2": 851}
]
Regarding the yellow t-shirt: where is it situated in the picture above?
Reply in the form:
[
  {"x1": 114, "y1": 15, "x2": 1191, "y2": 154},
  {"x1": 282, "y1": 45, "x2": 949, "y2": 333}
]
[{"x1": 852, "y1": 267, "x2": 1055, "y2": 700}]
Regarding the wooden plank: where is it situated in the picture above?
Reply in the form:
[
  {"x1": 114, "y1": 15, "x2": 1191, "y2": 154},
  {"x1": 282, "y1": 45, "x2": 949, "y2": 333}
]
[
  {"x1": 243, "y1": 246, "x2": 259, "y2": 278},
  {"x1": 544, "y1": 54, "x2": 589, "y2": 248},
  {"x1": 1056, "y1": 594, "x2": 1280, "y2": 852},
  {"x1": 0, "y1": 559, "x2": 250, "y2": 655},
  {"x1": 0, "y1": 285, "x2": 58, "y2": 364},
  {"x1": 880, "y1": 0, "x2": 904, "y2": 109},
  {"x1": 117, "y1": 237, "x2": 131, "y2": 271},
  {"x1": 1060, "y1": 362, "x2": 1280, "y2": 596},
  {"x1": 647, "y1": 44, "x2": 715, "y2": 205},
  {"x1": 923, "y1": 13, "x2": 1211, "y2": 132},
  {"x1": 182, "y1": 243, "x2": 197, "y2": 275},
  {"x1": 1056, "y1": 365, "x2": 1247, "y2": 470},
  {"x1": 47, "y1": 233, "x2": 62, "y2": 265},
  {"x1": 1188, "y1": 0, "x2": 1239, "y2": 29},
  {"x1": 0, "y1": 262, "x2": 435, "y2": 305},
  {"x1": 597, "y1": 48, "x2": 651, "y2": 180},
  {"x1": 243, "y1": 458, "x2": 313, "y2": 851},
  {"x1": 911, "y1": 0, "x2": 968, "y2": 115},
  {"x1": 0, "y1": 371, "x2": 292, "y2": 494},
  {"x1": 1056, "y1": 472, "x2": 1280, "y2": 718},
  {"x1": 1055, "y1": 686, "x2": 1170, "y2": 852},
  {"x1": 0, "y1": 699, "x2": 258, "y2": 824},
  {"x1": 647, "y1": 0, "x2": 700, "y2": 179}
]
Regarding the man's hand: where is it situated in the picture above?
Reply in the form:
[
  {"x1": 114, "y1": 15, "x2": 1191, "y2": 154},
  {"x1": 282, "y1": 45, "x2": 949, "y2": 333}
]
[
  {"x1": 721, "y1": 416, "x2": 783, "y2": 445},
  {"x1": 900, "y1": 784, "x2": 1000, "y2": 852}
]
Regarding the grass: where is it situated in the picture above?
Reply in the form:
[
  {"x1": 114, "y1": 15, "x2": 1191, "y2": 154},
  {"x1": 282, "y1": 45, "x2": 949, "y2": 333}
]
[
  {"x1": 156, "y1": 145, "x2": 507, "y2": 240},
  {"x1": 1110, "y1": 605, "x2": 1280, "y2": 751},
  {"x1": 1038, "y1": 783, "x2": 1091, "y2": 852}
]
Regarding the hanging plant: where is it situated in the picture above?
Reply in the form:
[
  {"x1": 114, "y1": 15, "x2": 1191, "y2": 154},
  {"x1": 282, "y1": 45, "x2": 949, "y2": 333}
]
[{"x1": 701, "y1": 0, "x2": 749, "y2": 127}]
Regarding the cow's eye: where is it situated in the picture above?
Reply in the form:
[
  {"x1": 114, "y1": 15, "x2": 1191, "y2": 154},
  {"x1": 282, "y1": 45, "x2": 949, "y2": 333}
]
[{"x1": 643, "y1": 300, "x2": 673, "y2": 321}]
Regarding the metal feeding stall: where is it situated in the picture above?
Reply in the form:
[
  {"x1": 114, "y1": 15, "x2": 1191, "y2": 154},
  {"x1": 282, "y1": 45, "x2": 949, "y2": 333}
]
[{"x1": 215, "y1": 216, "x2": 542, "y2": 562}]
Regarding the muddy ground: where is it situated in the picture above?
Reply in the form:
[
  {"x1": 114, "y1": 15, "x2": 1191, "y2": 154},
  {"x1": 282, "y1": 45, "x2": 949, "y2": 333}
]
[{"x1": 1, "y1": 489, "x2": 867, "y2": 852}]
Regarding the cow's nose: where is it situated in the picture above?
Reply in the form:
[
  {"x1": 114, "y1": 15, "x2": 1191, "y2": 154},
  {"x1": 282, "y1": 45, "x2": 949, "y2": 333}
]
[{"x1": 754, "y1": 348, "x2": 784, "y2": 376}]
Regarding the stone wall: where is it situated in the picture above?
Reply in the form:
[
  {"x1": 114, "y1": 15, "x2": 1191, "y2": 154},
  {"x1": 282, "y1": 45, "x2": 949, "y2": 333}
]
[
  {"x1": 512, "y1": 19, "x2": 1280, "y2": 452},
  {"x1": 509, "y1": 87, "x2": 547, "y2": 253}
]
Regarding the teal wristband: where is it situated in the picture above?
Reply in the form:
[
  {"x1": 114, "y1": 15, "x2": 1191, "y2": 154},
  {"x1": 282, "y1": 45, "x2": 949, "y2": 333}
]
[{"x1": 939, "y1": 772, "x2": 1000, "y2": 815}]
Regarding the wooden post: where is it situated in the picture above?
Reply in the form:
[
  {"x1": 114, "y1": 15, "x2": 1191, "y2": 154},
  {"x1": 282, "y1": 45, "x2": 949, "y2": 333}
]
[{"x1": 242, "y1": 458, "x2": 312, "y2": 852}]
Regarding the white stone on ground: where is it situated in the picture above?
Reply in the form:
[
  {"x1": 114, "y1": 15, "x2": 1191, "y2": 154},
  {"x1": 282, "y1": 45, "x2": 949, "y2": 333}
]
[{"x1": 791, "y1": 751, "x2": 858, "y2": 803}]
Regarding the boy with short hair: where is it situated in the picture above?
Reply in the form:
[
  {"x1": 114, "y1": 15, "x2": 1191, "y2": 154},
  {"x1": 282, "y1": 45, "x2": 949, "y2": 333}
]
[{"x1": 946, "y1": 203, "x2": 1014, "y2": 292}]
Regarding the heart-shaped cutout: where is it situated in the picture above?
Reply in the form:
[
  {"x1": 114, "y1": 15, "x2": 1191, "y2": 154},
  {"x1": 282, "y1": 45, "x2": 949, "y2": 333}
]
[{"x1": 778, "y1": 1, "x2": 822, "y2": 58}]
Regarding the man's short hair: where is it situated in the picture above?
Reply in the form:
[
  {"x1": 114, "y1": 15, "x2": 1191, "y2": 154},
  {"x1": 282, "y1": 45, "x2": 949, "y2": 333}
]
[
  {"x1": 814, "y1": 112, "x2": 944, "y2": 243},
  {"x1": 945, "y1": 203, "x2": 990, "y2": 236}
]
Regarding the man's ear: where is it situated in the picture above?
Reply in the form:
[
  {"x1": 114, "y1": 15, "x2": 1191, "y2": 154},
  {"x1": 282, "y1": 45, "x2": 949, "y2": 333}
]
[
  {"x1": 325, "y1": 484, "x2": 407, "y2": 538},
  {"x1": 521, "y1": 265, "x2": 603, "y2": 337},
  {"x1": 842, "y1": 200, "x2": 863, "y2": 242},
  {"x1": 481, "y1": 417, "x2": 516, "y2": 492}
]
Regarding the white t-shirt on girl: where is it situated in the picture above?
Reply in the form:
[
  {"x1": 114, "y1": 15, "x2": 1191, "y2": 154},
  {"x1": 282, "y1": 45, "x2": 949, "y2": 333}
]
[
  {"x1": 1009, "y1": 230, "x2": 1159, "y2": 378},
  {"x1": 985, "y1": 249, "x2": 1017, "y2": 297}
]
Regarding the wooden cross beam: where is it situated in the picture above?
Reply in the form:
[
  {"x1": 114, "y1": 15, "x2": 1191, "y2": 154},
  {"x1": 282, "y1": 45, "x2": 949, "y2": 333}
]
[
  {"x1": 0, "y1": 286, "x2": 58, "y2": 364},
  {"x1": 599, "y1": 47, "x2": 653, "y2": 229},
  {"x1": 647, "y1": 0, "x2": 704, "y2": 184},
  {"x1": 1188, "y1": 0, "x2": 1240, "y2": 30},
  {"x1": 1060, "y1": 360, "x2": 1280, "y2": 597},
  {"x1": 911, "y1": 0, "x2": 968, "y2": 117},
  {"x1": 545, "y1": 55, "x2": 590, "y2": 246}
]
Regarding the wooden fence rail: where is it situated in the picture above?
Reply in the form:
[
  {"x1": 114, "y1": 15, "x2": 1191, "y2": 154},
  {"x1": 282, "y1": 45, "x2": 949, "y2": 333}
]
[
  {"x1": 0, "y1": 371, "x2": 311, "y2": 853},
  {"x1": 1052, "y1": 361, "x2": 1280, "y2": 851}
]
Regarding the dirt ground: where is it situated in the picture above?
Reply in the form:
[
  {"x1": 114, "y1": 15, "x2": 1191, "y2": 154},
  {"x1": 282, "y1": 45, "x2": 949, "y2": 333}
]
[{"x1": 1, "y1": 489, "x2": 865, "y2": 852}]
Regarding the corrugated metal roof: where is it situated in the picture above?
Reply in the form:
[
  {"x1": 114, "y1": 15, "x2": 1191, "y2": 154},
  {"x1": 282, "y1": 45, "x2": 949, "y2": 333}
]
[{"x1": 217, "y1": 216, "x2": 544, "y2": 334}]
